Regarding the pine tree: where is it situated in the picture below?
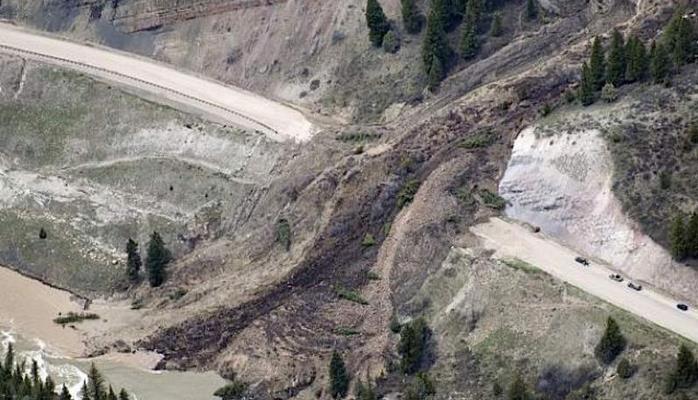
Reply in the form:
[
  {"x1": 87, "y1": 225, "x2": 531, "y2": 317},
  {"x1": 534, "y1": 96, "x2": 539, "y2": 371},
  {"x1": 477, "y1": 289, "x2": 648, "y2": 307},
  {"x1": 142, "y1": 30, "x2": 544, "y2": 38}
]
[
  {"x1": 579, "y1": 62, "x2": 595, "y2": 106},
  {"x1": 3, "y1": 343, "x2": 14, "y2": 377},
  {"x1": 401, "y1": 0, "x2": 423, "y2": 34},
  {"x1": 625, "y1": 36, "x2": 649, "y2": 83},
  {"x1": 60, "y1": 384, "x2": 73, "y2": 400},
  {"x1": 464, "y1": 0, "x2": 481, "y2": 28},
  {"x1": 672, "y1": 344, "x2": 698, "y2": 389},
  {"x1": 650, "y1": 40, "x2": 671, "y2": 84},
  {"x1": 594, "y1": 317, "x2": 626, "y2": 364},
  {"x1": 118, "y1": 389, "x2": 130, "y2": 400},
  {"x1": 366, "y1": 0, "x2": 390, "y2": 47},
  {"x1": 422, "y1": 0, "x2": 451, "y2": 77},
  {"x1": 606, "y1": 29, "x2": 626, "y2": 86},
  {"x1": 507, "y1": 374, "x2": 531, "y2": 400},
  {"x1": 126, "y1": 238, "x2": 142, "y2": 284},
  {"x1": 688, "y1": 212, "x2": 698, "y2": 258},
  {"x1": 664, "y1": 7, "x2": 696, "y2": 67},
  {"x1": 146, "y1": 231, "x2": 170, "y2": 287},
  {"x1": 87, "y1": 363, "x2": 105, "y2": 400},
  {"x1": 428, "y1": 55, "x2": 445, "y2": 90},
  {"x1": 443, "y1": 0, "x2": 462, "y2": 31},
  {"x1": 108, "y1": 386, "x2": 118, "y2": 400},
  {"x1": 398, "y1": 317, "x2": 429, "y2": 373},
  {"x1": 355, "y1": 377, "x2": 377, "y2": 400},
  {"x1": 81, "y1": 381, "x2": 91, "y2": 400},
  {"x1": 526, "y1": 0, "x2": 537, "y2": 21},
  {"x1": 670, "y1": 213, "x2": 689, "y2": 261},
  {"x1": 589, "y1": 36, "x2": 606, "y2": 90},
  {"x1": 460, "y1": 21, "x2": 479, "y2": 60},
  {"x1": 329, "y1": 351, "x2": 349, "y2": 398},
  {"x1": 489, "y1": 12, "x2": 503, "y2": 37}
]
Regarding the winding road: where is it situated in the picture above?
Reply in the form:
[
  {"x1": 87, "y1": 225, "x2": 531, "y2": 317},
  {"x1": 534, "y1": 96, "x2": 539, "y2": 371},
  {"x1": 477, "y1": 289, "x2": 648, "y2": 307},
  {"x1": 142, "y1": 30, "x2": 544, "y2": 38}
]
[
  {"x1": 0, "y1": 22, "x2": 314, "y2": 142},
  {"x1": 472, "y1": 218, "x2": 698, "y2": 344}
]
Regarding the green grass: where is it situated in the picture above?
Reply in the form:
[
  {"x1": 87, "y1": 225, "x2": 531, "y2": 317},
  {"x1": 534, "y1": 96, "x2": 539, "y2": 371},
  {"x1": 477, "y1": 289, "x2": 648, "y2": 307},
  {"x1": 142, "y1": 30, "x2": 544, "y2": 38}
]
[
  {"x1": 335, "y1": 285, "x2": 369, "y2": 305},
  {"x1": 53, "y1": 312, "x2": 100, "y2": 325}
]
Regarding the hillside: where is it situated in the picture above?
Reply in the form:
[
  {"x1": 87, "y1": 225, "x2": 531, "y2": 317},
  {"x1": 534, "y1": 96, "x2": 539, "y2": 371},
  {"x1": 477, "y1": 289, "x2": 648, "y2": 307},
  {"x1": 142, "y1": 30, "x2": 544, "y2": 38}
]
[{"x1": 0, "y1": 0, "x2": 697, "y2": 399}]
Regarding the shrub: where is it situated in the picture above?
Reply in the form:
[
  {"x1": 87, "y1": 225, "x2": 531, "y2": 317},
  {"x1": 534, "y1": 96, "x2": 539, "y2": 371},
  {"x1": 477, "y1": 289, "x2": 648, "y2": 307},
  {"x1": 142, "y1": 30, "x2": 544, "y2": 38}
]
[
  {"x1": 362, "y1": 233, "x2": 376, "y2": 247},
  {"x1": 39, "y1": 228, "x2": 47, "y2": 239},
  {"x1": 329, "y1": 351, "x2": 349, "y2": 398},
  {"x1": 213, "y1": 380, "x2": 247, "y2": 400},
  {"x1": 480, "y1": 189, "x2": 506, "y2": 210},
  {"x1": 367, "y1": 271, "x2": 381, "y2": 280},
  {"x1": 404, "y1": 372, "x2": 435, "y2": 400},
  {"x1": 689, "y1": 122, "x2": 698, "y2": 144},
  {"x1": 507, "y1": 374, "x2": 532, "y2": 400},
  {"x1": 397, "y1": 180, "x2": 420, "y2": 210},
  {"x1": 459, "y1": 130, "x2": 495, "y2": 149},
  {"x1": 335, "y1": 285, "x2": 369, "y2": 305},
  {"x1": 616, "y1": 358, "x2": 635, "y2": 379},
  {"x1": 398, "y1": 317, "x2": 429, "y2": 373},
  {"x1": 601, "y1": 83, "x2": 618, "y2": 103},
  {"x1": 390, "y1": 315, "x2": 402, "y2": 333},
  {"x1": 276, "y1": 218, "x2": 291, "y2": 251},
  {"x1": 53, "y1": 312, "x2": 100, "y2": 325},
  {"x1": 383, "y1": 30, "x2": 400, "y2": 53},
  {"x1": 594, "y1": 317, "x2": 626, "y2": 364}
]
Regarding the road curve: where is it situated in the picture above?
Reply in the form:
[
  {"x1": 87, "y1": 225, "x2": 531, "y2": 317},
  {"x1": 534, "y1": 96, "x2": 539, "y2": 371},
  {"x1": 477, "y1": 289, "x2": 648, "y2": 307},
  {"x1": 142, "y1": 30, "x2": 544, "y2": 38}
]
[
  {"x1": 0, "y1": 23, "x2": 314, "y2": 142},
  {"x1": 472, "y1": 217, "x2": 698, "y2": 344}
]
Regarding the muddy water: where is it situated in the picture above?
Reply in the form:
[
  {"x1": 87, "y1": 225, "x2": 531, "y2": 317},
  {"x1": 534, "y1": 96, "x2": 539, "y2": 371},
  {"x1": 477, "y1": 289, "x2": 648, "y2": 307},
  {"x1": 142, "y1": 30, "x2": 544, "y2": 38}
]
[{"x1": 0, "y1": 267, "x2": 226, "y2": 400}]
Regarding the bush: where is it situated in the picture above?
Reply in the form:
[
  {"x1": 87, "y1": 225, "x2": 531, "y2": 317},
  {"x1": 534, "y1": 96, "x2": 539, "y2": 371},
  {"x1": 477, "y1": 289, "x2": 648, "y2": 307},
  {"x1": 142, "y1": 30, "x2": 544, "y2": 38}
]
[
  {"x1": 362, "y1": 233, "x2": 376, "y2": 247},
  {"x1": 383, "y1": 30, "x2": 400, "y2": 53},
  {"x1": 213, "y1": 380, "x2": 247, "y2": 400},
  {"x1": 389, "y1": 315, "x2": 402, "y2": 333},
  {"x1": 335, "y1": 285, "x2": 369, "y2": 305},
  {"x1": 690, "y1": 122, "x2": 698, "y2": 144},
  {"x1": 404, "y1": 372, "x2": 435, "y2": 400},
  {"x1": 398, "y1": 317, "x2": 429, "y2": 373},
  {"x1": 53, "y1": 312, "x2": 100, "y2": 325},
  {"x1": 480, "y1": 189, "x2": 506, "y2": 210},
  {"x1": 329, "y1": 351, "x2": 349, "y2": 398},
  {"x1": 601, "y1": 83, "x2": 618, "y2": 103},
  {"x1": 594, "y1": 317, "x2": 626, "y2": 364},
  {"x1": 39, "y1": 228, "x2": 47, "y2": 239},
  {"x1": 616, "y1": 358, "x2": 635, "y2": 379},
  {"x1": 276, "y1": 218, "x2": 291, "y2": 251},
  {"x1": 397, "y1": 180, "x2": 420, "y2": 210}
]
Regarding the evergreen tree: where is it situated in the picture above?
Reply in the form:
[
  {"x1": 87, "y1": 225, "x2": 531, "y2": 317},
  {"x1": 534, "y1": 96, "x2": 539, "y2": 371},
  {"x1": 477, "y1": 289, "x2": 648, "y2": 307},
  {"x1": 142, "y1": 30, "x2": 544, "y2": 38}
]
[
  {"x1": 443, "y1": 0, "x2": 462, "y2": 31},
  {"x1": 606, "y1": 29, "x2": 626, "y2": 86},
  {"x1": 60, "y1": 384, "x2": 73, "y2": 400},
  {"x1": 688, "y1": 212, "x2": 698, "y2": 258},
  {"x1": 355, "y1": 377, "x2": 377, "y2": 400},
  {"x1": 401, "y1": 0, "x2": 423, "y2": 34},
  {"x1": 428, "y1": 55, "x2": 445, "y2": 90},
  {"x1": 589, "y1": 36, "x2": 606, "y2": 90},
  {"x1": 87, "y1": 363, "x2": 106, "y2": 400},
  {"x1": 464, "y1": 0, "x2": 481, "y2": 28},
  {"x1": 507, "y1": 374, "x2": 532, "y2": 400},
  {"x1": 118, "y1": 389, "x2": 131, "y2": 400},
  {"x1": 670, "y1": 344, "x2": 698, "y2": 390},
  {"x1": 422, "y1": 0, "x2": 451, "y2": 78},
  {"x1": 398, "y1": 317, "x2": 429, "y2": 373},
  {"x1": 650, "y1": 40, "x2": 671, "y2": 84},
  {"x1": 664, "y1": 7, "x2": 696, "y2": 67},
  {"x1": 460, "y1": 21, "x2": 479, "y2": 60},
  {"x1": 489, "y1": 12, "x2": 503, "y2": 37},
  {"x1": 108, "y1": 386, "x2": 118, "y2": 400},
  {"x1": 404, "y1": 373, "x2": 436, "y2": 400},
  {"x1": 126, "y1": 238, "x2": 142, "y2": 284},
  {"x1": 625, "y1": 36, "x2": 649, "y2": 83},
  {"x1": 81, "y1": 381, "x2": 91, "y2": 400},
  {"x1": 594, "y1": 317, "x2": 626, "y2": 364},
  {"x1": 329, "y1": 351, "x2": 349, "y2": 398},
  {"x1": 526, "y1": 0, "x2": 537, "y2": 21},
  {"x1": 3, "y1": 343, "x2": 14, "y2": 377},
  {"x1": 670, "y1": 213, "x2": 689, "y2": 261},
  {"x1": 146, "y1": 231, "x2": 170, "y2": 287},
  {"x1": 366, "y1": 0, "x2": 390, "y2": 47},
  {"x1": 579, "y1": 62, "x2": 595, "y2": 106}
]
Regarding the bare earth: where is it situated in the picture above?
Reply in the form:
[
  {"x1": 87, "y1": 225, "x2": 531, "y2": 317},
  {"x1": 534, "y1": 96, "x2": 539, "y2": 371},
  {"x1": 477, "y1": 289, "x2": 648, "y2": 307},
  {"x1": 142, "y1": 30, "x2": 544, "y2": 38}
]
[
  {"x1": 0, "y1": 22, "x2": 314, "y2": 142},
  {"x1": 471, "y1": 217, "x2": 698, "y2": 344}
]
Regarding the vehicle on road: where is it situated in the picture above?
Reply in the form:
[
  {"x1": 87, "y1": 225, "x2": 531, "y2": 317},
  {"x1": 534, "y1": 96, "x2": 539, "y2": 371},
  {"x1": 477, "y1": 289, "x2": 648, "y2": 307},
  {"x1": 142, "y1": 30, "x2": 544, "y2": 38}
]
[
  {"x1": 627, "y1": 282, "x2": 642, "y2": 291},
  {"x1": 575, "y1": 256, "x2": 589, "y2": 266},
  {"x1": 677, "y1": 304, "x2": 689, "y2": 311},
  {"x1": 609, "y1": 273, "x2": 623, "y2": 282}
]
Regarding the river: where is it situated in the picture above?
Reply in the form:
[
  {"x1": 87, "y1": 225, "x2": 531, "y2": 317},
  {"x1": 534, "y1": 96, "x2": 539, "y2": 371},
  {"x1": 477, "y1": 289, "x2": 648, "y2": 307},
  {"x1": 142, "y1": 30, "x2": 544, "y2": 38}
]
[{"x1": 0, "y1": 267, "x2": 226, "y2": 400}]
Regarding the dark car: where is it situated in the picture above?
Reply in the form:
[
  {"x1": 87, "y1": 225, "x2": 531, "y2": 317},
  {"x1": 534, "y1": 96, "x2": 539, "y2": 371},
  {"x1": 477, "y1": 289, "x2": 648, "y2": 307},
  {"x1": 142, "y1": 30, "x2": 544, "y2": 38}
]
[
  {"x1": 677, "y1": 304, "x2": 689, "y2": 311},
  {"x1": 627, "y1": 282, "x2": 642, "y2": 291},
  {"x1": 575, "y1": 256, "x2": 589, "y2": 266},
  {"x1": 609, "y1": 273, "x2": 624, "y2": 282}
]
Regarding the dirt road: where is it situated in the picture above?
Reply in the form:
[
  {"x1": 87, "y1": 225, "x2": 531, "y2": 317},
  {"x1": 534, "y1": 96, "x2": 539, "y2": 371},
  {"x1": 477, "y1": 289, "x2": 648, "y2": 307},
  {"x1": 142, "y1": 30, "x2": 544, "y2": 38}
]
[
  {"x1": 471, "y1": 218, "x2": 698, "y2": 344},
  {"x1": 0, "y1": 23, "x2": 314, "y2": 142}
]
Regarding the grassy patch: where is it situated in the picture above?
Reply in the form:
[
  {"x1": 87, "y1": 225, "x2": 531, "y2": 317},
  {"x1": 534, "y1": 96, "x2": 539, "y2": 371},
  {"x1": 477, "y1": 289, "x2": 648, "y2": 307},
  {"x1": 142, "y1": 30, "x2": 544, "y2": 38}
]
[
  {"x1": 501, "y1": 258, "x2": 542, "y2": 275},
  {"x1": 335, "y1": 285, "x2": 369, "y2": 305},
  {"x1": 53, "y1": 312, "x2": 100, "y2": 325},
  {"x1": 480, "y1": 189, "x2": 506, "y2": 210}
]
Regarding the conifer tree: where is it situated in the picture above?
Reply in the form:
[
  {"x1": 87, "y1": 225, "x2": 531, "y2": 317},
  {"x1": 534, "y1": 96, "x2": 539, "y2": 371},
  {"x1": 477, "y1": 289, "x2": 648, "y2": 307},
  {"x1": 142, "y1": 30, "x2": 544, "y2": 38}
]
[
  {"x1": 428, "y1": 55, "x2": 445, "y2": 90},
  {"x1": 87, "y1": 363, "x2": 106, "y2": 400},
  {"x1": 464, "y1": 0, "x2": 481, "y2": 27},
  {"x1": 670, "y1": 213, "x2": 689, "y2": 261},
  {"x1": 146, "y1": 231, "x2": 170, "y2": 287},
  {"x1": 670, "y1": 344, "x2": 698, "y2": 389},
  {"x1": 366, "y1": 0, "x2": 390, "y2": 47},
  {"x1": 589, "y1": 36, "x2": 606, "y2": 90},
  {"x1": 526, "y1": 0, "x2": 537, "y2": 21},
  {"x1": 401, "y1": 0, "x2": 423, "y2": 34},
  {"x1": 594, "y1": 317, "x2": 626, "y2": 364},
  {"x1": 126, "y1": 238, "x2": 142, "y2": 284},
  {"x1": 625, "y1": 36, "x2": 649, "y2": 83},
  {"x1": 606, "y1": 29, "x2": 626, "y2": 86},
  {"x1": 664, "y1": 7, "x2": 696, "y2": 67},
  {"x1": 398, "y1": 317, "x2": 429, "y2": 373},
  {"x1": 3, "y1": 343, "x2": 14, "y2": 377},
  {"x1": 108, "y1": 386, "x2": 118, "y2": 400},
  {"x1": 460, "y1": 21, "x2": 479, "y2": 59},
  {"x1": 651, "y1": 40, "x2": 671, "y2": 84},
  {"x1": 60, "y1": 384, "x2": 73, "y2": 400},
  {"x1": 489, "y1": 12, "x2": 503, "y2": 37},
  {"x1": 118, "y1": 388, "x2": 131, "y2": 400},
  {"x1": 579, "y1": 62, "x2": 595, "y2": 106},
  {"x1": 422, "y1": 0, "x2": 451, "y2": 78},
  {"x1": 329, "y1": 351, "x2": 349, "y2": 398},
  {"x1": 688, "y1": 212, "x2": 698, "y2": 258},
  {"x1": 81, "y1": 381, "x2": 91, "y2": 400},
  {"x1": 507, "y1": 374, "x2": 531, "y2": 400}
]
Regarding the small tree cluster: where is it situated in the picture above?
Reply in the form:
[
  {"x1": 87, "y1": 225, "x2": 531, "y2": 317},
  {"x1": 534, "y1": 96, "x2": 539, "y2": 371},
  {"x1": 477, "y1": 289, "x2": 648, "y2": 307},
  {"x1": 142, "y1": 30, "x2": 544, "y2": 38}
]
[
  {"x1": 366, "y1": 0, "x2": 390, "y2": 47},
  {"x1": 146, "y1": 231, "x2": 171, "y2": 287},
  {"x1": 665, "y1": 344, "x2": 698, "y2": 394},
  {"x1": 669, "y1": 211, "x2": 698, "y2": 261},
  {"x1": 398, "y1": 317, "x2": 430, "y2": 374},
  {"x1": 594, "y1": 317, "x2": 626, "y2": 364},
  {"x1": 329, "y1": 351, "x2": 349, "y2": 398}
]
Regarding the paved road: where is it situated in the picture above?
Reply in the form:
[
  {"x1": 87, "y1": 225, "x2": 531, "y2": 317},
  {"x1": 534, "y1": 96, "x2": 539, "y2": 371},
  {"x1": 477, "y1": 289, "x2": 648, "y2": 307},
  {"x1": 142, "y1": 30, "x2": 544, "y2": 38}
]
[
  {"x1": 471, "y1": 217, "x2": 698, "y2": 344},
  {"x1": 0, "y1": 23, "x2": 314, "y2": 142}
]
